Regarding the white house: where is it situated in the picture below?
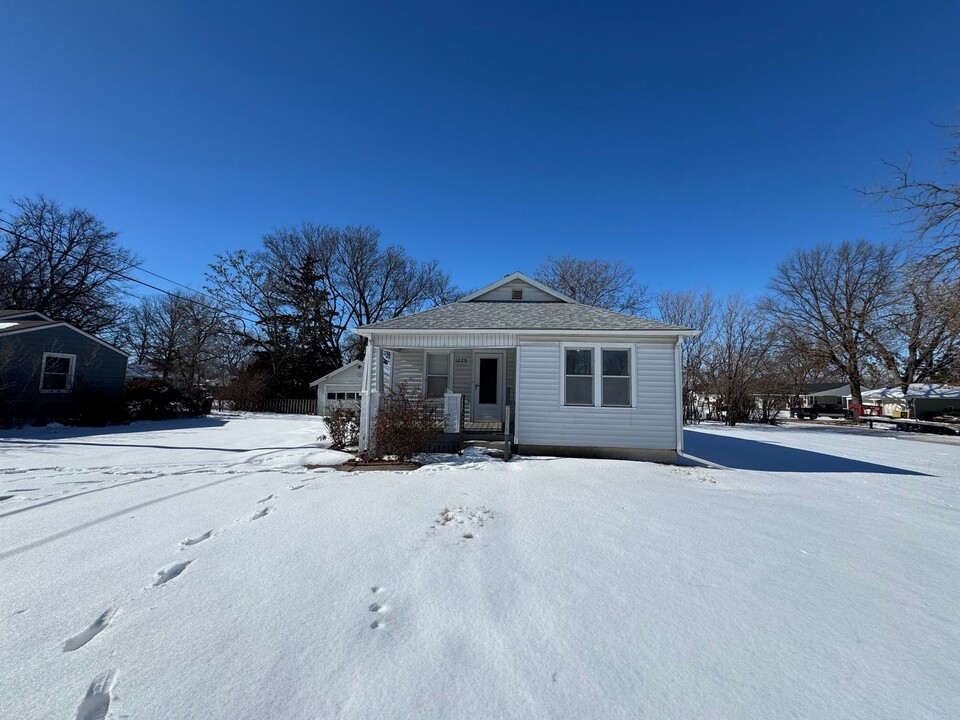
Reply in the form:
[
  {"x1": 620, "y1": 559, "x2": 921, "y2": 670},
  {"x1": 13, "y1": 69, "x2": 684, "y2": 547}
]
[
  {"x1": 354, "y1": 272, "x2": 698, "y2": 461},
  {"x1": 861, "y1": 383, "x2": 960, "y2": 419},
  {"x1": 309, "y1": 360, "x2": 363, "y2": 416}
]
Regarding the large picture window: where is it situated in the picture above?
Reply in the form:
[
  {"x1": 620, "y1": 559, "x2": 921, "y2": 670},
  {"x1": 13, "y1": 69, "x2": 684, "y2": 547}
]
[
  {"x1": 425, "y1": 353, "x2": 450, "y2": 398},
  {"x1": 602, "y1": 349, "x2": 631, "y2": 407},
  {"x1": 40, "y1": 353, "x2": 75, "y2": 392},
  {"x1": 564, "y1": 348, "x2": 594, "y2": 406}
]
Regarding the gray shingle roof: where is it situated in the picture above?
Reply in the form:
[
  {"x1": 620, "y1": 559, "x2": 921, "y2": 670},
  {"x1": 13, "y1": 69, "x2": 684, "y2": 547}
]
[{"x1": 358, "y1": 302, "x2": 695, "y2": 333}]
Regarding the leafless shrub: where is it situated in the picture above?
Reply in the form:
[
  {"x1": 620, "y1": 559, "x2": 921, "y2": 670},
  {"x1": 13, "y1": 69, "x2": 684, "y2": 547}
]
[
  {"x1": 326, "y1": 406, "x2": 360, "y2": 449},
  {"x1": 370, "y1": 384, "x2": 444, "y2": 461}
]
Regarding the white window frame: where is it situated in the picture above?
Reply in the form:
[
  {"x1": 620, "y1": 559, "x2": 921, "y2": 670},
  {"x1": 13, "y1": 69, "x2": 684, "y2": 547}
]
[
  {"x1": 39, "y1": 352, "x2": 76, "y2": 393},
  {"x1": 424, "y1": 351, "x2": 452, "y2": 398},
  {"x1": 562, "y1": 345, "x2": 595, "y2": 407},
  {"x1": 560, "y1": 343, "x2": 634, "y2": 409},
  {"x1": 600, "y1": 346, "x2": 633, "y2": 408}
]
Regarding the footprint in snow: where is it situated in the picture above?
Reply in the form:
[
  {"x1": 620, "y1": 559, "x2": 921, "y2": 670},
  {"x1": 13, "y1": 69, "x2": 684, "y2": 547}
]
[
  {"x1": 63, "y1": 609, "x2": 115, "y2": 652},
  {"x1": 257, "y1": 494, "x2": 274, "y2": 503},
  {"x1": 75, "y1": 670, "x2": 116, "y2": 720},
  {"x1": 153, "y1": 561, "x2": 192, "y2": 587},
  {"x1": 251, "y1": 507, "x2": 272, "y2": 521},
  {"x1": 181, "y1": 530, "x2": 213, "y2": 548},
  {"x1": 369, "y1": 594, "x2": 388, "y2": 629},
  {"x1": 288, "y1": 484, "x2": 306, "y2": 491}
]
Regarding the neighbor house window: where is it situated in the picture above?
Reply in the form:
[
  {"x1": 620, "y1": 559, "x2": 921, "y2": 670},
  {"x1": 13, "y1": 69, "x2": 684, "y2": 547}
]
[
  {"x1": 426, "y1": 353, "x2": 450, "y2": 398},
  {"x1": 40, "y1": 353, "x2": 75, "y2": 393},
  {"x1": 326, "y1": 392, "x2": 336, "y2": 400},
  {"x1": 602, "y1": 349, "x2": 631, "y2": 407},
  {"x1": 564, "y1": 348, "x2": 594, "y2": 406}
]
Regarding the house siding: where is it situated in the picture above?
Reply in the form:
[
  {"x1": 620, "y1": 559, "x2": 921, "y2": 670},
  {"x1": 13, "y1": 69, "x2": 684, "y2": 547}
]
[
  {"x1": 0, "y1": 326, "x2": 127, "y2": 424},
  {"x1": 516, "y1": 339, "x2": 677, "y2": 450},
  {"x1": 470, "y1": 279, "x2": 560, "y2": 303}
]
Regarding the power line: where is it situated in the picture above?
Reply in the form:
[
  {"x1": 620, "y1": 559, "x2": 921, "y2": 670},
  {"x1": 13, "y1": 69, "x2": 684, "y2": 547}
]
[{"x1": 0, "y1": 220, "x2": 255, "y2": 326}]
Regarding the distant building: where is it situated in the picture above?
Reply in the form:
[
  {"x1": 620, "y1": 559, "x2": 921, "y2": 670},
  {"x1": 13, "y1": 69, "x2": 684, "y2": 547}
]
[
  {"x1": 861, "y1": 384, "x2": 960, "y2": 419},
  {"x1": 0, "y1": 310, "x2": 128, "y2": 425},
  {"x1": 309, "y1": 360, "x2": 363, "y2": 415}
]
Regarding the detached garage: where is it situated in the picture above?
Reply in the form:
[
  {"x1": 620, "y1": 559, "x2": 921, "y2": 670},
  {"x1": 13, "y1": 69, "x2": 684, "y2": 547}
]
[{"x1": 310, "y1": 361, "x2": 363, "y2": 416}]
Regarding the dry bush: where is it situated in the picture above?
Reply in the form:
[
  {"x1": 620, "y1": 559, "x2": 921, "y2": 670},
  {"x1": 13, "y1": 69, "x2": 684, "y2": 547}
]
[
  {"x1": 370, "y1": 383, "x2": 444, "y2": 461},
  {"x1": 326, "y1": 405, "x2": 360, "y2": 449}
]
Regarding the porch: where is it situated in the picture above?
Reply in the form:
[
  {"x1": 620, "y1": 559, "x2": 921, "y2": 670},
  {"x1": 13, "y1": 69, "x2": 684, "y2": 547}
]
[
  {"x1": 359, "y1": 342, "x2": 518, "y2": 453},
  {"x1": 382, "y1": 346, "x2": 517, "y2": 427}
]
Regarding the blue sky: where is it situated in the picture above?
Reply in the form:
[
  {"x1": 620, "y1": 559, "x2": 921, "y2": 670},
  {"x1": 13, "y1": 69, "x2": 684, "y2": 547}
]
[{"x1": 2, "y1": 1, "x2": 959, "y2": 302}]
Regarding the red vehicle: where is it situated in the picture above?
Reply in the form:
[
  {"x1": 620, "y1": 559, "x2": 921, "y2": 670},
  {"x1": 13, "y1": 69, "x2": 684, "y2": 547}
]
[{"x1": 848, "y1": 403, "x2": 883, "y2": 417}]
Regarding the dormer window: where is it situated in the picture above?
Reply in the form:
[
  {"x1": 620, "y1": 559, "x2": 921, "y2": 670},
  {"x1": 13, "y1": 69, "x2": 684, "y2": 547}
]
[{"x1": 511, "y1": 289, "x2": 523, "y2": 300}]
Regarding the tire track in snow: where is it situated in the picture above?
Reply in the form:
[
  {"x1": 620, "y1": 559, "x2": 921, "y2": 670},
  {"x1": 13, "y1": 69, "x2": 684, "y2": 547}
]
[{"x1": 0, "y1": 472, "x2": 259, "y2": 560}]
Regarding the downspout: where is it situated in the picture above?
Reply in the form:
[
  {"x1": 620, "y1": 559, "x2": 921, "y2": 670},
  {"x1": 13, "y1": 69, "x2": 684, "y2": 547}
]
[
  {"x1": 674, "y1": 337, "x2": 684, "y2": 456},
  {"x1": 359, "y1": 337, "x2": 372, "y2": 452}
]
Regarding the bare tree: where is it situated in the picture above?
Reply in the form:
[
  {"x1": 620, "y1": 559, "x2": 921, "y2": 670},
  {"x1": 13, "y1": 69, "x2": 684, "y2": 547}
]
[
  {"x1": 656, "y1": 288, "x2": 715, "y2": 422},
  {"x1": 864, "y1": 123, "x2": 960, "y2": 268},
  {"x1": 121, "y1": 292, "x2": 230, "y2": 387},
  {"x1": 865, "y1": 263, "x2": 960, "y2": 392},
  {"x1": 535, "y1": 256, "x2": 649, "y2": 314},
  {"x1": 262, "y1": 224, "x2": 457, "y2": 361},
  {"x1": 706, "y1": 295, "x2": 774, "y2": 426},
  {"x1": 208, "y1": 223, "x2": 455, "y2": 395},
  {"x1": 0, "y1": 195, "x2": 138, "y2": 334},
  {"x1": 767, "y1": 239, "x2": 899, "y2": 405},
  {"x1": 332, "y1": 226, "x2": 456, "y2": 356}
]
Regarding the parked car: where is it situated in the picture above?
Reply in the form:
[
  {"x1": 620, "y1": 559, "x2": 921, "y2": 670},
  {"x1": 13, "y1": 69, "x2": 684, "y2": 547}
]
[{"x1": 791, "y1": 403, "x2": 848, "y2": 420}]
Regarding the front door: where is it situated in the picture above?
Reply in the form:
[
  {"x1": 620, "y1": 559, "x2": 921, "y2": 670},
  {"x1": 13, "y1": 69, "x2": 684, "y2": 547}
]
[{"x1": 472, "y1": 352, "x2": 503, "y2": 422}]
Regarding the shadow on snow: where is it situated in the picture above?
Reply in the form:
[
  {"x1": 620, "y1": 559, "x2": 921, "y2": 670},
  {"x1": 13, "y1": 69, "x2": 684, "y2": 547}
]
[{"x1": 683, "y1": 429, "x2": 927, "y2": 475}]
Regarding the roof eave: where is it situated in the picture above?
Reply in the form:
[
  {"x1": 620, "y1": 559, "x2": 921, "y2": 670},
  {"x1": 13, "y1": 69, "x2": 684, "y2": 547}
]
[
  {"x1": 355, "y1": 327, "x2": 698, "y2": 337},
  {"x1": 0, "y1": 322, "x2": 130, "y2": 356}
]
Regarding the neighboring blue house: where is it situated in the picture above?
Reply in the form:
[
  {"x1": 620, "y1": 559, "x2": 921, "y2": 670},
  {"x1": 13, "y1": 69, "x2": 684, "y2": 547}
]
[{"x1": 0, "y1": 310, "x2": 129, "y2": 425}]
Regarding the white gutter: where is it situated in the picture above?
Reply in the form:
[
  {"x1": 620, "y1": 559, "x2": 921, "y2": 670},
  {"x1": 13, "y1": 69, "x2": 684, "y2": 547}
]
[{"x1": 355, "y1": 327, "x2": 700, "y2": 338}]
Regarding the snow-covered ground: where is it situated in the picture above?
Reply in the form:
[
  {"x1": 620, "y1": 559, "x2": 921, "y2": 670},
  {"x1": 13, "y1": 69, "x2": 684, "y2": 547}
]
[{"x1": 1, "y1": 414, "x2": 957, "y2": 719}]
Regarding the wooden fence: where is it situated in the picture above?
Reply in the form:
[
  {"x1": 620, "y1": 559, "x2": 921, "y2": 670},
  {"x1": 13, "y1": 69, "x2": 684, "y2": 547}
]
[{"x1": 249, "y1": 397, "x2": 318, "y2": 415}]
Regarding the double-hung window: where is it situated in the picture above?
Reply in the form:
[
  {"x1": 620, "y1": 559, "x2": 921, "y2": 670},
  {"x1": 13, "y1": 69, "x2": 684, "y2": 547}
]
[
  {"x1": 564, "y1": 348, "x2": 594, "y2": 406},
  {"x1": 40, "y1": 352, "x2": 76, "y2": 393},
  {"x1": 601, "y1": 349, "x2": 631, "y2": 407},
  {"x1": 425, "y1": 353, "x2": 450, "y2": 398},
  {"x1": 563, "y1": 345, "x2": 633, "y2": 408}
]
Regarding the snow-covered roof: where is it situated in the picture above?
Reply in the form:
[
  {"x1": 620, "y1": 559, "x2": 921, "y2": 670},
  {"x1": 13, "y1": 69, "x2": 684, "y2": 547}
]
[{"x1": 861, "y1": 384, "x2": 960, "y2": 400}]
